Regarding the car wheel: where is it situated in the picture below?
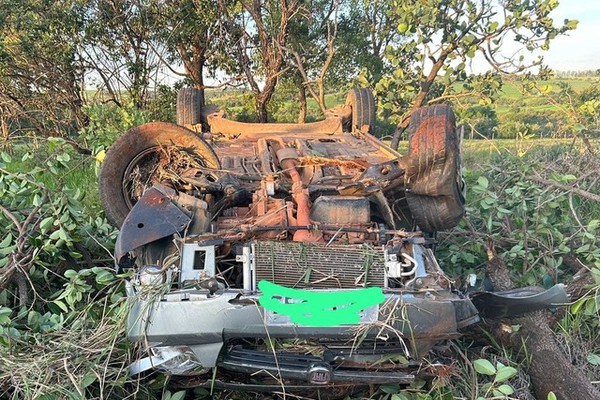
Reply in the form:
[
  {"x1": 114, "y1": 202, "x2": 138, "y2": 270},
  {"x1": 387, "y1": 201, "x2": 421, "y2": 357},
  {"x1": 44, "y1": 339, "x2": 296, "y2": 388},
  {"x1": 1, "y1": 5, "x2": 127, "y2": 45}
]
[
  {"x1": 404, "y1": 104, "x2": 465, "y2": 232},
  {"x1": 99, "y1": 122, "x2": 220, "y2": 227},
  {"x1": 345, "y1": 88, "x2": 376, "y2": 134},
  {"x1": 176, "y1": 87, "x2": 203, "y2": 126}
]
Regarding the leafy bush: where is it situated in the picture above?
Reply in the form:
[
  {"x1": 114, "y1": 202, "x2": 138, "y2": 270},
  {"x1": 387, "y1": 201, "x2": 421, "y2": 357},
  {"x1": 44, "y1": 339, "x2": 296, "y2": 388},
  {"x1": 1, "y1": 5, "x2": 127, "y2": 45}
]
[
  {"x1": 0, "y1": 144, "x2": 151, "y2": 398},
  {"x1": 79, "y1": 102, "x2": 149, "y2": 154},
  {"x1": 456, "y1": 105, "x2": 499, "y2": 139},
  {"x1": 439, "y1": 146, "x2": 600, "y2": 287},
  {"x1": 147, "y1": 84, "x2": 178, "y2": 124}
]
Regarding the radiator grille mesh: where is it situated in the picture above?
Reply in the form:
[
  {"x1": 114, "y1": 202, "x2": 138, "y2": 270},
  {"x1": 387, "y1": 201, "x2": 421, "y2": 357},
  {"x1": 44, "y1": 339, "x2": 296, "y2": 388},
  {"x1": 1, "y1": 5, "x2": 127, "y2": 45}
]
[{"x1": 253, "y1": 241, "x2": 385, "y2": 289}]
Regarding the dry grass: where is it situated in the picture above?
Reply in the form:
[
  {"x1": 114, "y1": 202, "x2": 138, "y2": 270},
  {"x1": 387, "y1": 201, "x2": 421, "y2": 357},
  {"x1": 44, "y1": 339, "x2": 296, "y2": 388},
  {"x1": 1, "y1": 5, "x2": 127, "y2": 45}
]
[{"x1": 0, "y1": 297, "x2": 146, "y2": 400}]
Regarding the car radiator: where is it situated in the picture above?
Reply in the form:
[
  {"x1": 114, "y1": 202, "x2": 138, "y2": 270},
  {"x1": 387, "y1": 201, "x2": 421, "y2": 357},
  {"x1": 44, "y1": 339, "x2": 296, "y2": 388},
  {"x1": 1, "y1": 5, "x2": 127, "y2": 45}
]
[{"x1": 252, "y1": 241, "x2": 386, "y2": 289}]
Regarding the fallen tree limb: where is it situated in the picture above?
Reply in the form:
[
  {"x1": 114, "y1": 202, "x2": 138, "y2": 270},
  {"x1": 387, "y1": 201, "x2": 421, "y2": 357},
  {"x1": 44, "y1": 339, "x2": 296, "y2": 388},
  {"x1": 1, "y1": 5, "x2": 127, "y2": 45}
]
[
  {"x1": 527, "y1": 173, "x2": 600, "y2": 203},
  {"x1": 0, "y1": 200, "x2": 44, "y2": 306},
  {"x1": 484, "y1": 241, "x2": 600, "y2": 400}
]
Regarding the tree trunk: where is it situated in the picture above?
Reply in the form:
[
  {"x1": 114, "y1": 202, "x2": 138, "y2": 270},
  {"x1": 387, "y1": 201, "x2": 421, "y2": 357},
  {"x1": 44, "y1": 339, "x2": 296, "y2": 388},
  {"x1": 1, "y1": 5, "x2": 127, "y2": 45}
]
[
  {"x1": 178, "y1": 41, "x2": 207, "y2": 109},
  {"x1": 190, "y1": 57, "x2": 207, "y2": 109},
  {"x1": 484, "y1": 242, "x2": 600, "y2": 400},
  {"x1": 192, "y1": 64, "x2": 207, "y2": 128},
  {"x1": 256, "y1": 98, "x2": 269, "y2": 123},
  {"x1": 510, "y1": 312, "x2": 599, "y2": 399},
  {"x1": 297, "y1": 81, "x2": 307, "y2": 124}
]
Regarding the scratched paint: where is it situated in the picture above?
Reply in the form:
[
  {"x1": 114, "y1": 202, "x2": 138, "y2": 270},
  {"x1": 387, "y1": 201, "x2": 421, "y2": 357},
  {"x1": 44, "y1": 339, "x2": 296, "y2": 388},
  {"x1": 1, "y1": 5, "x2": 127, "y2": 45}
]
[{"x1": 258, "y1": 280, "x2": 385, "y2": 327}]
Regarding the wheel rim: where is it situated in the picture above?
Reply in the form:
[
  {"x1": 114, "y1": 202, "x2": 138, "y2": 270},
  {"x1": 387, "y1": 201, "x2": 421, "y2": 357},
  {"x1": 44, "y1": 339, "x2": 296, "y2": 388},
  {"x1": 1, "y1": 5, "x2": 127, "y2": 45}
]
[
  {"x1": 122, "y1": 146, "x2": 163, "y2": 210},
  {"x1": 121, "y1": 145, "x2": 214, "y2": 210}
]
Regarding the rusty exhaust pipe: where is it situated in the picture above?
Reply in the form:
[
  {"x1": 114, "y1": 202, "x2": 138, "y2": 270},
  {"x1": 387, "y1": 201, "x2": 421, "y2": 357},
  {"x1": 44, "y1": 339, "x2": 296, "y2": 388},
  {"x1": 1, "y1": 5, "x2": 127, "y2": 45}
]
[{"x1": 274, "y1": 146, "x2": 323, "y2": 242}]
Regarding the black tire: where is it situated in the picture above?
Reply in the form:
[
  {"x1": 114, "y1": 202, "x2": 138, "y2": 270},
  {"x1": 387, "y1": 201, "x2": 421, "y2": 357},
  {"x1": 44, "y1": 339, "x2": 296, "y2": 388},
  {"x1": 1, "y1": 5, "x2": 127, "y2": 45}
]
[
  {"x1": 345, "y1": 88, "x2": 376, "y2": 134},
  {"x1": 404, "y1": 104, "x2": 465, "y2": 232},
  {"x1": 99, "y1": 122, "x2": 220, "y2": 227},
  {"x1": 176, "y1": 87, "x2": 203, "y2": 126}
]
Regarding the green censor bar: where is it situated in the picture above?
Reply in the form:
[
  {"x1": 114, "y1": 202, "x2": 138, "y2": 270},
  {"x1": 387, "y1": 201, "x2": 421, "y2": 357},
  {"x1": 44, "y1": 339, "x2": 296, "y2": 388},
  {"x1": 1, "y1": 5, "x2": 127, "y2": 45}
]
[{"x1": 258, "y1": 280, "x2": 385, "y2": 327}]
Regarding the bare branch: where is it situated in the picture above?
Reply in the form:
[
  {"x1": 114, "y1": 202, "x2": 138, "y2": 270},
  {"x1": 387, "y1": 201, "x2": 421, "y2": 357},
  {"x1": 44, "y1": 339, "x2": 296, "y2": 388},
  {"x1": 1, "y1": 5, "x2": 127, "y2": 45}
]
[{"x1": 528, "y1": 172, "x2": 600, "y2": 203}]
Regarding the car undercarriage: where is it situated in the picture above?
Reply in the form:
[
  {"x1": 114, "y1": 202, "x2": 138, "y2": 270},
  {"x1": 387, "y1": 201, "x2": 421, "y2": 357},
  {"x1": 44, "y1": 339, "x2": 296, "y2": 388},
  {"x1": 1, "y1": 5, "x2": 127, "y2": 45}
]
[{"x1": 99, "y1": 88, "x2": 567, "y2": 390}]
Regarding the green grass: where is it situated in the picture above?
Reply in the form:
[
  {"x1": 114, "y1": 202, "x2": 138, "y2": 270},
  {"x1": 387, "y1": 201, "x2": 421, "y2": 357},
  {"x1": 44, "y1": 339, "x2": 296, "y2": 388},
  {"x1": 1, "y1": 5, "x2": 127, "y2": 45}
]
[
  {"x1": 206, "y1": 77, "x2": 598, "y2": 143},
  {"x1": 461, "y1": 138, "x2": 568, "y2": 167},
  {"x1": 384, "y1": 137, "x2": 598, "y2": 169}
]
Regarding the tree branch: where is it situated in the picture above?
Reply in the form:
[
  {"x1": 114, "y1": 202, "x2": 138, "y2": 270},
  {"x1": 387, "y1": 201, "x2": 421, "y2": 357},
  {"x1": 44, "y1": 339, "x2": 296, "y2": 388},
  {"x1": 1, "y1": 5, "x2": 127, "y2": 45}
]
[{"x1": 527, "y1": 173, "x2": 600, "y2": 203}]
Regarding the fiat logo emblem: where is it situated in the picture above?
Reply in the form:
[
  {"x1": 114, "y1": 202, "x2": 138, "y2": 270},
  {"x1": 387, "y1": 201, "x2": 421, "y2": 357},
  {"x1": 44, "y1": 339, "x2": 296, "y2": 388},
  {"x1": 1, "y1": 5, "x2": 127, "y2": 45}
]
[{"x1": 308, "y1": 365, "x2": 332, "y2": 385}]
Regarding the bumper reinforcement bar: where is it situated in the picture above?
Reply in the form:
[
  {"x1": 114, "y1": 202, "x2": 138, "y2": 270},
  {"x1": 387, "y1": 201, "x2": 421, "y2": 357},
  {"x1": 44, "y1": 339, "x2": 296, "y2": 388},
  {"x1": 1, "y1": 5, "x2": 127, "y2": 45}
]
[{"x1": 220, "y1": 346, "x2": 415, "y2": 385}]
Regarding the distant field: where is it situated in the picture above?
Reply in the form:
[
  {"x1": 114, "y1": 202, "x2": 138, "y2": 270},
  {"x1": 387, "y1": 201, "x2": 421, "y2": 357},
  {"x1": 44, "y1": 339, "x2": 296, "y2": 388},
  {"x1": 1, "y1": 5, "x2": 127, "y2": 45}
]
[
  {"x1": 461, "y1": 137, "x2": 600, "y2": 168},
  {"x1": 495, "y1": 77, "x2": 599, "y2": 115},
  {"x1": 500, "y1": 77, "x2": 599, "y2": 99}
]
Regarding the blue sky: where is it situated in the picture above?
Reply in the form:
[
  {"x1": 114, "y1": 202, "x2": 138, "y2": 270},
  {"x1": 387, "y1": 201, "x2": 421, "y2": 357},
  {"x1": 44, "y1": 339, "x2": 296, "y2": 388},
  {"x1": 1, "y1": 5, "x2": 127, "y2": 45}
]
[{"x1": 544, "y1": 0, "x2": 600, "y2": 71}]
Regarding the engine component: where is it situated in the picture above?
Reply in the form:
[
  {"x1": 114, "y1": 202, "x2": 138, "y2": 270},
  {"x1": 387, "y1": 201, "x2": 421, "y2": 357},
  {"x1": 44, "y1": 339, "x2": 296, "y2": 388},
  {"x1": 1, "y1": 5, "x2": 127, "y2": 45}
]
[
  {"x1": 273, "y1": 143, "x2": 322, "y2": 242},
  {"x1": 310, "y1": 196, "x2": 370, "y2": 225}
]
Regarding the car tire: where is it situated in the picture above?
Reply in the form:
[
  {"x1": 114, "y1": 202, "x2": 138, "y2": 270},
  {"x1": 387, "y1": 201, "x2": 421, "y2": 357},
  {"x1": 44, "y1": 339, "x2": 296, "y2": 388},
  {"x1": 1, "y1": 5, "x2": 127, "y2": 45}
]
[
  {"x1": 345, "y1": 88, "x2": 376, "y2": 134},
  {"x1": 99, "y1": 122, "x2": 220, "y2": 227},
  {"x1": 176, "y1": 87, "x2": 203, "y2": 126},
  {"x1": 404, "y1": 104, "x2": 465, "y2": 232}
]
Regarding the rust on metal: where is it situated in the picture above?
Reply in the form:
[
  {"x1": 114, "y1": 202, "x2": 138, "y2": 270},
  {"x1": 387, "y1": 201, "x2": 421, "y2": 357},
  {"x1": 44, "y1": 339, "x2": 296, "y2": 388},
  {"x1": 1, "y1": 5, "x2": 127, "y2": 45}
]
[{"x1": 115, "y1": 186, "x2": 190, "y2": 262}]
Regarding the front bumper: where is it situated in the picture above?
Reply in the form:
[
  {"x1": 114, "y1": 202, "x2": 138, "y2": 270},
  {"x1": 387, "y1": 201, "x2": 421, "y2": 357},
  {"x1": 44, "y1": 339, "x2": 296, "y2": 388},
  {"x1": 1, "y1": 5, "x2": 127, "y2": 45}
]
[{"x1": 127, "y1": 287, "x2": 479, "y2": 382}]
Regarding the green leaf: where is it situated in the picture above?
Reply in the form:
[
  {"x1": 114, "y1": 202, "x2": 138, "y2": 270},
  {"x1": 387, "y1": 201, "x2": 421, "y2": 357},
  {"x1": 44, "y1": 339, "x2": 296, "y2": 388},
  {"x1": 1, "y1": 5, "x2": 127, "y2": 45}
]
[
  {"x1": 474, "y1": 358, "x2": 496, "y2": 375},
  {"x1": 547, "y1": 391, "x2": 557, "y2": 400},
  {"x1": 587, "y1": 219, "x2": 600, "y2": 231},
  {"x1": 571, "y1": 297, "x2": 586, "y2": 314},
  {"x1": 95, "y1": 269, "x2": 115, "y2": 285},
  {"x1": 587, "y1": 354, "x2": 600, "y2": 365},
  {"x1": 32, "y1": 193, "x2": 42, "y2": 207},
  {"x1": 565, "y1": 19, "x2": 578, "y2": 30},
  {"x1": 168, "y1": 391, "x2": 186, "y2": 400},
  {"x1": 398, "y1": 22, "x2": 409, "y2": 33},
  {"x1": 488, "y1": 21, "x2": 499, "y2": 32},
  {"x1": 64, "y1": 269, "x2": 77, "y2": 279},
  {"x1": 40, "y1": 217, "x2": 55, "y2": 232},
  {"x1": 0, "y1": 307, "x2": 12, "y2": 325},
  {"x1": 1, "y1": 152, "x2": 12, "y2": 163},
  {"x1": 53, "y1": 300, "x2": 68, "y2": 313},
  {"x1": 497, "y1": 384, "x2": 514, "y2": 395},
  {"x1": 81, "y1": 373, "x2": 96, "y2": 388},
  {"x1": 0, "y1": 234, "x2": 12, "y2": 248},
  {"x1": 380, "y1": 384, "x2": 400, "y2": 394},
  {"x1": 477, "y1": 176, "x2": 489, "y2": 189},
  {"x1": 391, "y1": 394, "x2": 409, "y2": 400},
  {"x1": 0, "y1": 244, "x2": 16, "y2": 257},
  {"x1": 409, "y1": 379, "x2": 426, "y2": 390},
  {"x1": 58, "y1": 228, "x2": 69, "y2": 241}
]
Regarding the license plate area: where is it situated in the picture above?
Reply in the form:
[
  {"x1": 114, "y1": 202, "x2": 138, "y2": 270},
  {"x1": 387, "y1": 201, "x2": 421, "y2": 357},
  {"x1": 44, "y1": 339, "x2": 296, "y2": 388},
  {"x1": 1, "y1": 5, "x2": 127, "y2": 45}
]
[{"x1": 264, "y1": 299, "x2": 379, "y2": 326}]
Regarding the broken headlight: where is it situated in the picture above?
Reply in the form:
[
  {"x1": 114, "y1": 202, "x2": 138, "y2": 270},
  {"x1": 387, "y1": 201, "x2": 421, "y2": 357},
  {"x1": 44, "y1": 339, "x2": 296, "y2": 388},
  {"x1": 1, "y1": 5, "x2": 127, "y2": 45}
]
[
  {"x1": 129, "y1": 346, "x2": 206, "y2": 376},
  {"x1": 137, "y1": 265, "x2": 165, "y2": 286}
]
